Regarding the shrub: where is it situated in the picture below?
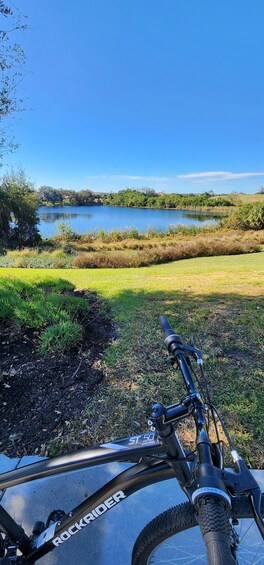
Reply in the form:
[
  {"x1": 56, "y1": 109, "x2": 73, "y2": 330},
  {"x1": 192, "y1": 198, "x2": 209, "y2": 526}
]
[
  {"x1": 0, "y1": 290, "x2": 17, "y2": 321},
  {"x1": 47, "y1": 293, "x2": 89, "y2": 317},
  {"x1": 0, "y1": 171, "x2": 41, "y2": 248},
  {"x1": 138, "y1": 239, "x2": 258, "y2": 266},
  {"x1": 108, "y1": 229, "x2": 123, "y2": 242},
  {"x1": 13, "y1": 258, "x2": 28, "y2": 268},
  {"x1": 56, "y1": 223, "x2": 79, "y2": 241},
  {"x1": 122, "y1": 227, "x2": 141, "y2": 239},
  {"x1": 223, "y1": 203, "x2": 264, "y2": 230},
  {"x1": 81, "y1": 233, "x2": 94, "y2": 244},
  {"x1": 146, "y1": 226, "x2": 162, "y2": 238},
  {"x1": 39, "y1": 321, "x2": 83, "y2": 354},
  {"x1": 1, "y1": 279, "x2": 37, "y2": 298},
  {"x1": 72, "y1": 237, "x2": 259, "y2": 268},
  {"x1": 13, "y1": 296, "x2": 69, "y2": 328},
  {"x1": 0, "y1": 279, "x2": 87, "y2": 353},
  {"x1": 73, "y1": 252, "x2": 139, "y2": 269},
  {"x1": 0, "y1": 248, "x2": 73, "y2": 268}
]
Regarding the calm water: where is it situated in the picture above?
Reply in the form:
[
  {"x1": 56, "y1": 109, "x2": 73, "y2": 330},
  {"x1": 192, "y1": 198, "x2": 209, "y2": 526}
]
[{"x1": 38, "y1": 205, "x2": 220, "y2": 237}]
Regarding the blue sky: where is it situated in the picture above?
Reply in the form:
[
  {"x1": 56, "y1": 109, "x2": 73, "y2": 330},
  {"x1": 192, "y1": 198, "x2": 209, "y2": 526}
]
[{"x1": 3, "y1": 0, "x2": 264, "y2": 193}]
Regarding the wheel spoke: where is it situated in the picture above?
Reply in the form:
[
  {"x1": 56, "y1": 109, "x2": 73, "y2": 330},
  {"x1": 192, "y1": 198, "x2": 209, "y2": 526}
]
[{"x1": 148, "y1": 522, "x2": 264, "y2": 564}]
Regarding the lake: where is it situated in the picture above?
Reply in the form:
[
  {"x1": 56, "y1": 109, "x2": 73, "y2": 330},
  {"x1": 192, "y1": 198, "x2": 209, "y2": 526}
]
[{"x1": 38, "y1": 205, "x2": 221, "y2": 237}]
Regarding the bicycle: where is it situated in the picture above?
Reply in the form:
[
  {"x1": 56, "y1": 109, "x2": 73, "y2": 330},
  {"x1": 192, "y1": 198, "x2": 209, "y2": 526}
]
[{"x1": 0, "y1": 315, "x2": 263, "y2": 563}]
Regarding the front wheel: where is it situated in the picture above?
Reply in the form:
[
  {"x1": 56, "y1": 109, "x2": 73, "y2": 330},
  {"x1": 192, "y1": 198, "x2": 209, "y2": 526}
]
[{"x1": 132, "y1": 495, "x2": 264, "y2": 565}]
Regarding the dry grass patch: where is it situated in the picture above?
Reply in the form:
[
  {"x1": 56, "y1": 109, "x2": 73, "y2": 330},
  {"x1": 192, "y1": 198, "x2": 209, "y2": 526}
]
[{"x1": 72, "y1": 232, "x2": 261, "y2": 268}]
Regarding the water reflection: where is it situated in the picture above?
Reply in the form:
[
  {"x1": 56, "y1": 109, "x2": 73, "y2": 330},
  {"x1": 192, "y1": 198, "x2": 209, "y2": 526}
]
[
  {"x1": 38, "y1": 205, "x2": 220, "y2": 238},
  {"x1": 39, "y1": 212, "x2": 92, "y2": 223}
]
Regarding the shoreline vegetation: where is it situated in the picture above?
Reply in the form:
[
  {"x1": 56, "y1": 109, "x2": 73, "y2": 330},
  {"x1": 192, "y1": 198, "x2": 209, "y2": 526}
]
[
  {"x1": 38, "y1": 186, "x2": 238, "y2": 210},
  {"x1": 1, "y1": 175, "x2": 264, "y2": 268},
  {"x1": 37, "y1": 186, "x2": 264, "y2": 211},
  {"x1": 1, "y1": 225, "x2": 263, "y2": 269}
]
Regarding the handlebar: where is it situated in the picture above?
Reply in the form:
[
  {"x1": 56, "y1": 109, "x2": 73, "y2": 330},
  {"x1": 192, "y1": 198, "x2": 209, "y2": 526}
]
[
  {"x1": 159, "y1": 315, "x2": 176, "y2": 336},
  {"x1": 159, "y1": 315, "x2": 181, "y2": 341},
  {"x1": 159, "y1": 315, "x2": 183, "y2": 358},
  {"x1": 158, "y1": 314, "x2": 264, "y2": 543},
  {"x1": 159, "y1": 314, "x2": 199, "y2": 398}
]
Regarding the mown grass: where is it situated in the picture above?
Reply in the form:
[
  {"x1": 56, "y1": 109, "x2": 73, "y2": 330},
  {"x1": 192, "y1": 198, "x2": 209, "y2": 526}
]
[
  {"x1": 0, "y1": 278, "x2": 88, "y2": 354},
  {"x1": 0, "y1": 252, "x2": 263, "y2": 466}
]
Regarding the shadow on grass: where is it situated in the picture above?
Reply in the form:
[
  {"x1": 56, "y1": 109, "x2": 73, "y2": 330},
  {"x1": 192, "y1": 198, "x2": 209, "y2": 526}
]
[
  {"x1": 87, "y1": 287, "x2": 263, "y2": 468},
  {"x1": 1, "y1": 276, "x2": 263, "y2": 466}
]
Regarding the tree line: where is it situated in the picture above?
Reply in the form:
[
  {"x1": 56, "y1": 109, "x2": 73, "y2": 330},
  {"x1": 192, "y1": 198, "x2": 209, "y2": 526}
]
[
  {"x1": 38, "y1": 186, "x2": 234, "y2": 209},
  {"x1": 104, "y1": 188, "x2": 234, "y2": 209},
  {"x1": 38, "y1": 186, "x2": 102, "y2": 206}
]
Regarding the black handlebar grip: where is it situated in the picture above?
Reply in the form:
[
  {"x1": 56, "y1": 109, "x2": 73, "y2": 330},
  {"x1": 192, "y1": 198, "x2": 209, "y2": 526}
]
[
  {"x1": 159, "y1": 315, "x2": 182, "y2": 344},
  {"x1": 159, "y1": 315, "x2": 174, "y2": 335}
]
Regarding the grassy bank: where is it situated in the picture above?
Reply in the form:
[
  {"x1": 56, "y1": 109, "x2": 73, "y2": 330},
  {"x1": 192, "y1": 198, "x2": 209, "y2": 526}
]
[
  {"x1": 1, "y1": 228, "x2": 263, "y2": 269},
  {"x1": 0, "y1": 252, "x2": 263, "y2": 466},
  {"x1": 235, "y1": 193, "x2": 264, "y2": 204}
]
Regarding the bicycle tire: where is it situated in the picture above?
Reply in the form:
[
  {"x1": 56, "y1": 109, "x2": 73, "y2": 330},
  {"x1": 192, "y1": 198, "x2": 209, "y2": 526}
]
[{"x1": 132, "y1": 494, "x2": 264, "y2": 565}]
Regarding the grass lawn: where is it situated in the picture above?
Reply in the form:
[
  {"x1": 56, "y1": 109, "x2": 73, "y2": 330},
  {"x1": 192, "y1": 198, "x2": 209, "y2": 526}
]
[{"x1": 0, "y1": 251, "x2": 263, "y2": 466}]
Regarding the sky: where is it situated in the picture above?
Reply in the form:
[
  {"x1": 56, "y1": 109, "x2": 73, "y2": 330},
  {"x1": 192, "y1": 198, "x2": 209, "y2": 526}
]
[{"x1": 2, "y1": 0, "x2": 264, "y2": 193}]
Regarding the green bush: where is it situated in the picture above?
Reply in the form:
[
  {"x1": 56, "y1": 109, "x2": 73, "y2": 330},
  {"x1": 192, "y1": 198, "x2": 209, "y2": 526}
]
[
  {"x1": 56, "y1": 223, "x2": 80, "y2": 241},
  {"x1": 35, "y1": 278, "x2": 75, "y2": 292},
  {"x1": 0, "y1": 290, "x2": 16, "y2": 321},
  {"x1": 223, "y1": 203, "x2": 264, "y2": 230},
  {"x1": 0, "y1": 278, "x2": 88, "y2": 353},
  {"x1": 39, "y1": 321, "x2": 83, "y2": 354},
  {"x1": 46, "y1": 293, "x2": 89, "y2": 317},
  {"x1": 14, "y1": 297, "x2": 69, "y2": 328}
]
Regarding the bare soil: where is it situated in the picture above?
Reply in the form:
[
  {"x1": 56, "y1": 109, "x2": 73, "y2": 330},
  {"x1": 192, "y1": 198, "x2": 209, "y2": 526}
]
[{"x1": 0, "y1": 291, "x2": 115, "y2": 457}]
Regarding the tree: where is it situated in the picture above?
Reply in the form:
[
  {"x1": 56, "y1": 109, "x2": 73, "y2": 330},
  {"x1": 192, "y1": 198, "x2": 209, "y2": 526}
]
[
  {"x1": 78, "y1": 189, "x2": 93, "y2": 205},
  {"x1": 0, "y1": 171, "x2": 40, "y2": 247},
  {"x1": 224, "y1": 202, "x2": 264, "y2": 230},
  {"x1": 0, "y1": 180, "x2": 10, "y2": 242},
  {"x1": 0, "y1": 1, "x2": 27, "y2": 163},
  {"x1": 38, "y1": 186, "x2": 63, "y2": 205}
]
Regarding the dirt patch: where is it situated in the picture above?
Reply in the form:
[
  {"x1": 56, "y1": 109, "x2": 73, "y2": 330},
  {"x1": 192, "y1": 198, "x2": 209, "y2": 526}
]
[{"x1": 0, "y1": 291, "x2": 115, "y2": 457}]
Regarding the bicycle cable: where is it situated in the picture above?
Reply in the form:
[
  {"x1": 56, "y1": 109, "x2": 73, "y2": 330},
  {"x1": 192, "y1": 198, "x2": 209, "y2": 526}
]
[
  {"x1": 207, "y1": 403, "x2": 236, "y2": 452},
  {"x1": 188, "y1": 357, "x2": 225, "y2": 466}
]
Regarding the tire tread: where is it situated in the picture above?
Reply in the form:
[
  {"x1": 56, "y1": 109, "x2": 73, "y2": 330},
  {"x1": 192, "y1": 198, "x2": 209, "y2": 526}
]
[{"x1": 132, "y1": 493, "x2": 264, "y2": 565}]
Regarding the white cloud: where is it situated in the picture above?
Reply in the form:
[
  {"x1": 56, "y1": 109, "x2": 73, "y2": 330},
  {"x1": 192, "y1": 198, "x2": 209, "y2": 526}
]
[
  {"x1": 88, "y1": 174, "x2": 170, "y2": 182},
  {"x1": 177, "y1": 171, "x2": 264, "y2": 181},
  {"x1": 114, "y1": 175, "x2": 171, "y2": 181},
  {"x1": 86, "y1": 171, "x2": 264, "y2": 184}
]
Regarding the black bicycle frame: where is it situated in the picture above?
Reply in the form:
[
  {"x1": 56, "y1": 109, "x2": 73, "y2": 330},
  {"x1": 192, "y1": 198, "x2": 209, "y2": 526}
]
[
  {"x1": 0, "y1": 431, "x2": 191, "y2": 562},
  {"x1": 2, "y1": 315, "x2": 262, "y2": 562}
]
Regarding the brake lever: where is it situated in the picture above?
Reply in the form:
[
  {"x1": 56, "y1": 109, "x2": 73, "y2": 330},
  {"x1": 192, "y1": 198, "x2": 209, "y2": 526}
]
[
  {"x1": 228, "y1": 453, "x2": 264, "y2": 539},
  {"x1": 182, "y1": 344, "x2": 203, "y2": 365}
]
